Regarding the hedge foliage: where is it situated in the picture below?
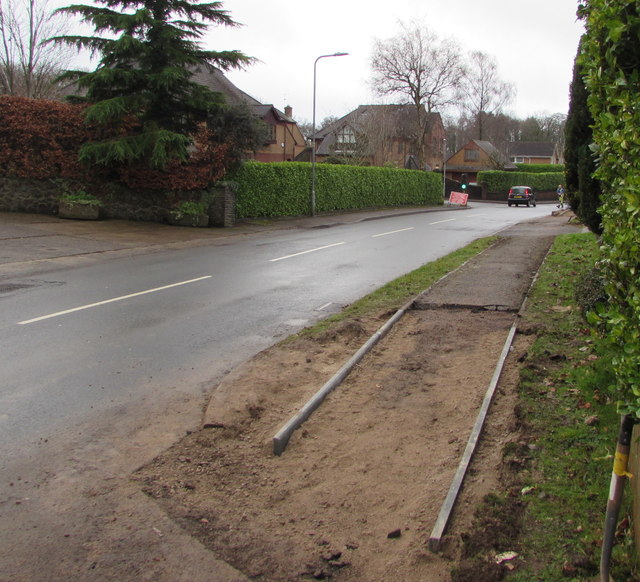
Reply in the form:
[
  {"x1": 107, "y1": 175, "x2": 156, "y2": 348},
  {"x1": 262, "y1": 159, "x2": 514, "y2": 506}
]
[
  {"x1": 0, "y1": 95, "x2": 230, "y2": 191},
  {"x1": 477, "y1": 170, "x2": 564, "y2": 193},
  {"x1": 580, "y1": 1, "x2": 640, "y2": 416},
  {"x1": 0, "y1": 96, "x2": 91, "y2": 180},
  {"x1": 514, "y1": 163, "x2": 565, "y2": 173},
  {"x1": 233, "y1": 161, "x2": 443, "y2": 218}
]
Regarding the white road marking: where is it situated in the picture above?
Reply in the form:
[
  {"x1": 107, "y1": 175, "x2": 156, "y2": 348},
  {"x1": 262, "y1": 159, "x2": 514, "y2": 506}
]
[
  {"x1": 316, "y1": 302, "x2": 334, "y2": 311},
  {"x1": 17, "y1": 276, "x2": 212, "y2": 325},
  {"x1": 371, "y1": 227, "x2": 415, "y2": 238},
  {"x1": 269, "y1": 242, "x2": 346, "y2": 262},
  {"x1": 429, "y1": 218, "x2": 457, "y2": 225}
]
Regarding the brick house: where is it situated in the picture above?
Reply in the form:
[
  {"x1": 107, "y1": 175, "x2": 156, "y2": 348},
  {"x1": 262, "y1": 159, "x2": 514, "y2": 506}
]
[
  {"x1": 509, "y1": 141, "x2": 563, "y2": 165},
  {"x1": 312, "y1": 104, "x2": 446, "y2": 170},
  {"x1": 445, "y1": 140, "x2": 516, "y2": 183},
  {"x1": 60, "y1": 65, "x2": 308, "y2": 163},
  {"x1": 191, "y1": 67, "x2": 307, "y2": 163}
]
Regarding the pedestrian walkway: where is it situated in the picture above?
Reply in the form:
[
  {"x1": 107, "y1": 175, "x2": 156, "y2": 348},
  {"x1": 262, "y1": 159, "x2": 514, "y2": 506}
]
[{"x1": 415, "y1": 217, "x2": 574, "y2": 312}]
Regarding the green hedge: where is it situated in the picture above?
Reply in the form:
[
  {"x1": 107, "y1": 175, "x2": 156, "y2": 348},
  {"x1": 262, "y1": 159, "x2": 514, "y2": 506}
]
[
  {"x1": 233, "y1": 161, "x2": 443, "y2": 218},
  {"x1": 478, "y1": 170, "x2": 564, "y2": 194},
  {"x1": 514, "y1": 163, "x2": 564, "y2": 173},
  {"x1": 581, "y1": 0, "x2": 640, "y2": 416}
]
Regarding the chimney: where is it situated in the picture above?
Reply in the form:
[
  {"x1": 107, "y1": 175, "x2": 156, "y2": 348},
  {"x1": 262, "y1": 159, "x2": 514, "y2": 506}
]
[{"x1": 284, "y1": 105, "x2": 293, "y2": 118}]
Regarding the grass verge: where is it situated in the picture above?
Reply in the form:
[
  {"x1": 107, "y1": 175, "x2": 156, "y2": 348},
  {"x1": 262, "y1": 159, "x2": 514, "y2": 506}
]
[{"x1": 453, "y1": 232, "x2": 638, "y2": 581}]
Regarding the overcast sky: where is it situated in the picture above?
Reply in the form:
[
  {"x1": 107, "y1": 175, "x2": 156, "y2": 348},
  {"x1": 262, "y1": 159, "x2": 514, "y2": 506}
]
[{"x1": 203, "y1": 0, "x2": 585, "y2": 125}]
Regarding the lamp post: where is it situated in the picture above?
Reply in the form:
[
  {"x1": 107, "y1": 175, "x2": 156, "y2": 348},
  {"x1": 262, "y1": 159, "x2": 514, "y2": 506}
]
[
  {"x1": 442, "y1": 138, "x2": 447, "y2": 200},
  {"x1": 311, "y1": 52, "x2": 348, "y2": 216}
]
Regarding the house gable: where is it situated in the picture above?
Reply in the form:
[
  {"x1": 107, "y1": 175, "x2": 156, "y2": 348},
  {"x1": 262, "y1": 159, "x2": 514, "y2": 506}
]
[
  {"x1": 445, "y1": 140, "x2": 515, "y2": 182},
  {"x1": 192, "y1": 66, "x2": 306, "y2": 162},
  {"x1": 314, "y1": 104, "x2": 445, "y2": 169},
  {"x1": 509, "y1": 141, "x2": 560, "y2": 165}
]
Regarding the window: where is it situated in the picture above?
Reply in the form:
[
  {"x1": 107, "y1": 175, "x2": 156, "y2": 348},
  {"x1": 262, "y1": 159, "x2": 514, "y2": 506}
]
[
  {"x1": 464, "y1": 148, "x2": 479, "y2": 161},
  {"x1": 334, "y1": 126, "x2": 356, "y2": 155},
  {"x1": 337, "y1": 127, "x2": 356, "y2": 145},
  {"x1": 264, "y1": 123, "x2": 276, "y2": 143}
]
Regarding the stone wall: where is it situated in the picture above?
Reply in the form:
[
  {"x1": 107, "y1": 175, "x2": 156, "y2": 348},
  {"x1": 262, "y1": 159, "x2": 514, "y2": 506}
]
[
  {"x1": 0, "y1": 177, "x2": 61, "y2": 214},
  {"x1": 101, "y1": 186, "x2": 175, "y2": 222},
  {"x1": 208, "y1": 182, "x2": 236, "y2": 227},
  {"x1": 0, "y1": 177, "x2": 236, "y2": 226}
]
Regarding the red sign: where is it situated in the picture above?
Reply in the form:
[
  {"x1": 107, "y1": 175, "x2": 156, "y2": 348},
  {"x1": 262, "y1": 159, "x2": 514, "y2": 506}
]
[{"x1": 449, "y1": 191, "x2": 468, "y2": 206}]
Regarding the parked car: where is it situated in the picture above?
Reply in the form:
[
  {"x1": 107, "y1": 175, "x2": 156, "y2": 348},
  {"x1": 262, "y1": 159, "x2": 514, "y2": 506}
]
[{"x1": 507, "y1": 185, "x2": 536, "y2": 207}]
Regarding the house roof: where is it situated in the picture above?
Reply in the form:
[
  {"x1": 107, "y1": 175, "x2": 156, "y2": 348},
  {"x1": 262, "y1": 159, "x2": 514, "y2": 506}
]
[
  {"x1": 510, "y1": 141, "x2": 555, "y2": 158},
  {"x1": 446, "y1": 139, "x2": 517, "y2": 171},
  {"x1": 58, "y1": 64, "x2": 297, "y2": 124},
  {"x1": 191, "y1": 65, "x2": 261, "y2": 107},
  {"x1": 314, "y1": 104, "x2": 442, "y2": 155},
  {"x1": 190, "y1": 66, "x2": 296, "y2": 123}
]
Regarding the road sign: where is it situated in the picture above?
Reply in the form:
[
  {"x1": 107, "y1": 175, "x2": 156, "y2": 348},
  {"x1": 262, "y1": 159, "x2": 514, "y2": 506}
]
[{"x1": 449, "y1": 191, "x2": 468, "y2": 206}]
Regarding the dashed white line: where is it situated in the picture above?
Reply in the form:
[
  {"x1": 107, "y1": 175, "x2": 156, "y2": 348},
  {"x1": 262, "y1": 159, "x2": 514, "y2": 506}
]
[
  {"x1": 18, "y1": 276, "x2": 212, "y2": 325},
  {"x1": 371, "y1": 227, "x2": 415, "y2": 238},
  {"x1": 269, "y1": 242, "x2": 346, "y2": 262},
  {"x1": 429, "y1": 218, "x2": 457, "y2": 225}
]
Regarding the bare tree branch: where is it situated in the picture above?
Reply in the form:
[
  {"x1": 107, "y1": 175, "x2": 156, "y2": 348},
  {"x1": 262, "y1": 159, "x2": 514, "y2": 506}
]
[
  {"x1": 0, "y1": 0, "x2": 72, "y2": 98},
  {"x1": 371, "y1": 21, "x2": 464, "y2": 113},
  {"x1": 461, "y1": 51, "x2": 515, "y2": 140},
  {"x1": 370, "y1": 20, "x2": 462, "y2": 166}
]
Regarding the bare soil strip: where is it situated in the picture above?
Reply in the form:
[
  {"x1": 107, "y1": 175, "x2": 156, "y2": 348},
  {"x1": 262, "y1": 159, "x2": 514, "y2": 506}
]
[{"x1": 135, "y1": 308, "x2": 518, "y2": 581}]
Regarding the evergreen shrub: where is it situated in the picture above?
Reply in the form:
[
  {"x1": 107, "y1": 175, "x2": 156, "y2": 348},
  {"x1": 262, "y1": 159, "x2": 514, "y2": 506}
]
[
  {"x1": 514, "y1": 163, "x2": 565, "y2": 173},
  {"x1": 233, "y1": 161, "x2": 443, "y2": 218},
  {"x1": 580, "y1": 0, "x2": 640, "y2": 415},
  {"x1": 478, "y1": 170, "x2": 564, "y2": 194}
]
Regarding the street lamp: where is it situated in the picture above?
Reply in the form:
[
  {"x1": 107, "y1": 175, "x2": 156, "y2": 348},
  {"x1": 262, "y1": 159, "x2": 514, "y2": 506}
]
[
  {"x1": 311, "y1": 52, "x2": 348, "y2": 216},
  {"x1": 442, "y1": 138, "x2": 447, "y2": 200}
]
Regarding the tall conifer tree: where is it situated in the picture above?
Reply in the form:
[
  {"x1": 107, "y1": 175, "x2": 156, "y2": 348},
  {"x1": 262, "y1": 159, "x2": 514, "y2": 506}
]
[
  {"x1": 564, "y1": 37, "x2": 602, "y2": 234},
  {"x1": 51, "y1": 0, "x2": 251, "y2": 168}
]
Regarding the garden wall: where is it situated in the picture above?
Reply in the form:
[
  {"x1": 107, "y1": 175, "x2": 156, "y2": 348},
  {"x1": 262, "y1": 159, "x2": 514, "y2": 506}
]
[
  {"x1": 0, "y1": 178, "x2": 61, "y2": 215},
  {"x1": 0, "y1": 178, "x2": 235, "y2": 226}
]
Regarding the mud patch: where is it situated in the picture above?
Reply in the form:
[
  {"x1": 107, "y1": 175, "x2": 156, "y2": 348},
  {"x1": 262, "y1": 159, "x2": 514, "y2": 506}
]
[{"x1": 135, "y1": 308, "x2": 522, "y2": 581}]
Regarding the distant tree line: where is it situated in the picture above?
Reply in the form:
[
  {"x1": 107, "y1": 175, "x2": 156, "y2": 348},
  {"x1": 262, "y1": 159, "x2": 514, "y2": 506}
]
[
  {"x1": 444, "y1": 111, "x2": 566, "y2": 159},
  {"x1": 370, "y1": 20, "x2": 566, "y2": 163}
]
